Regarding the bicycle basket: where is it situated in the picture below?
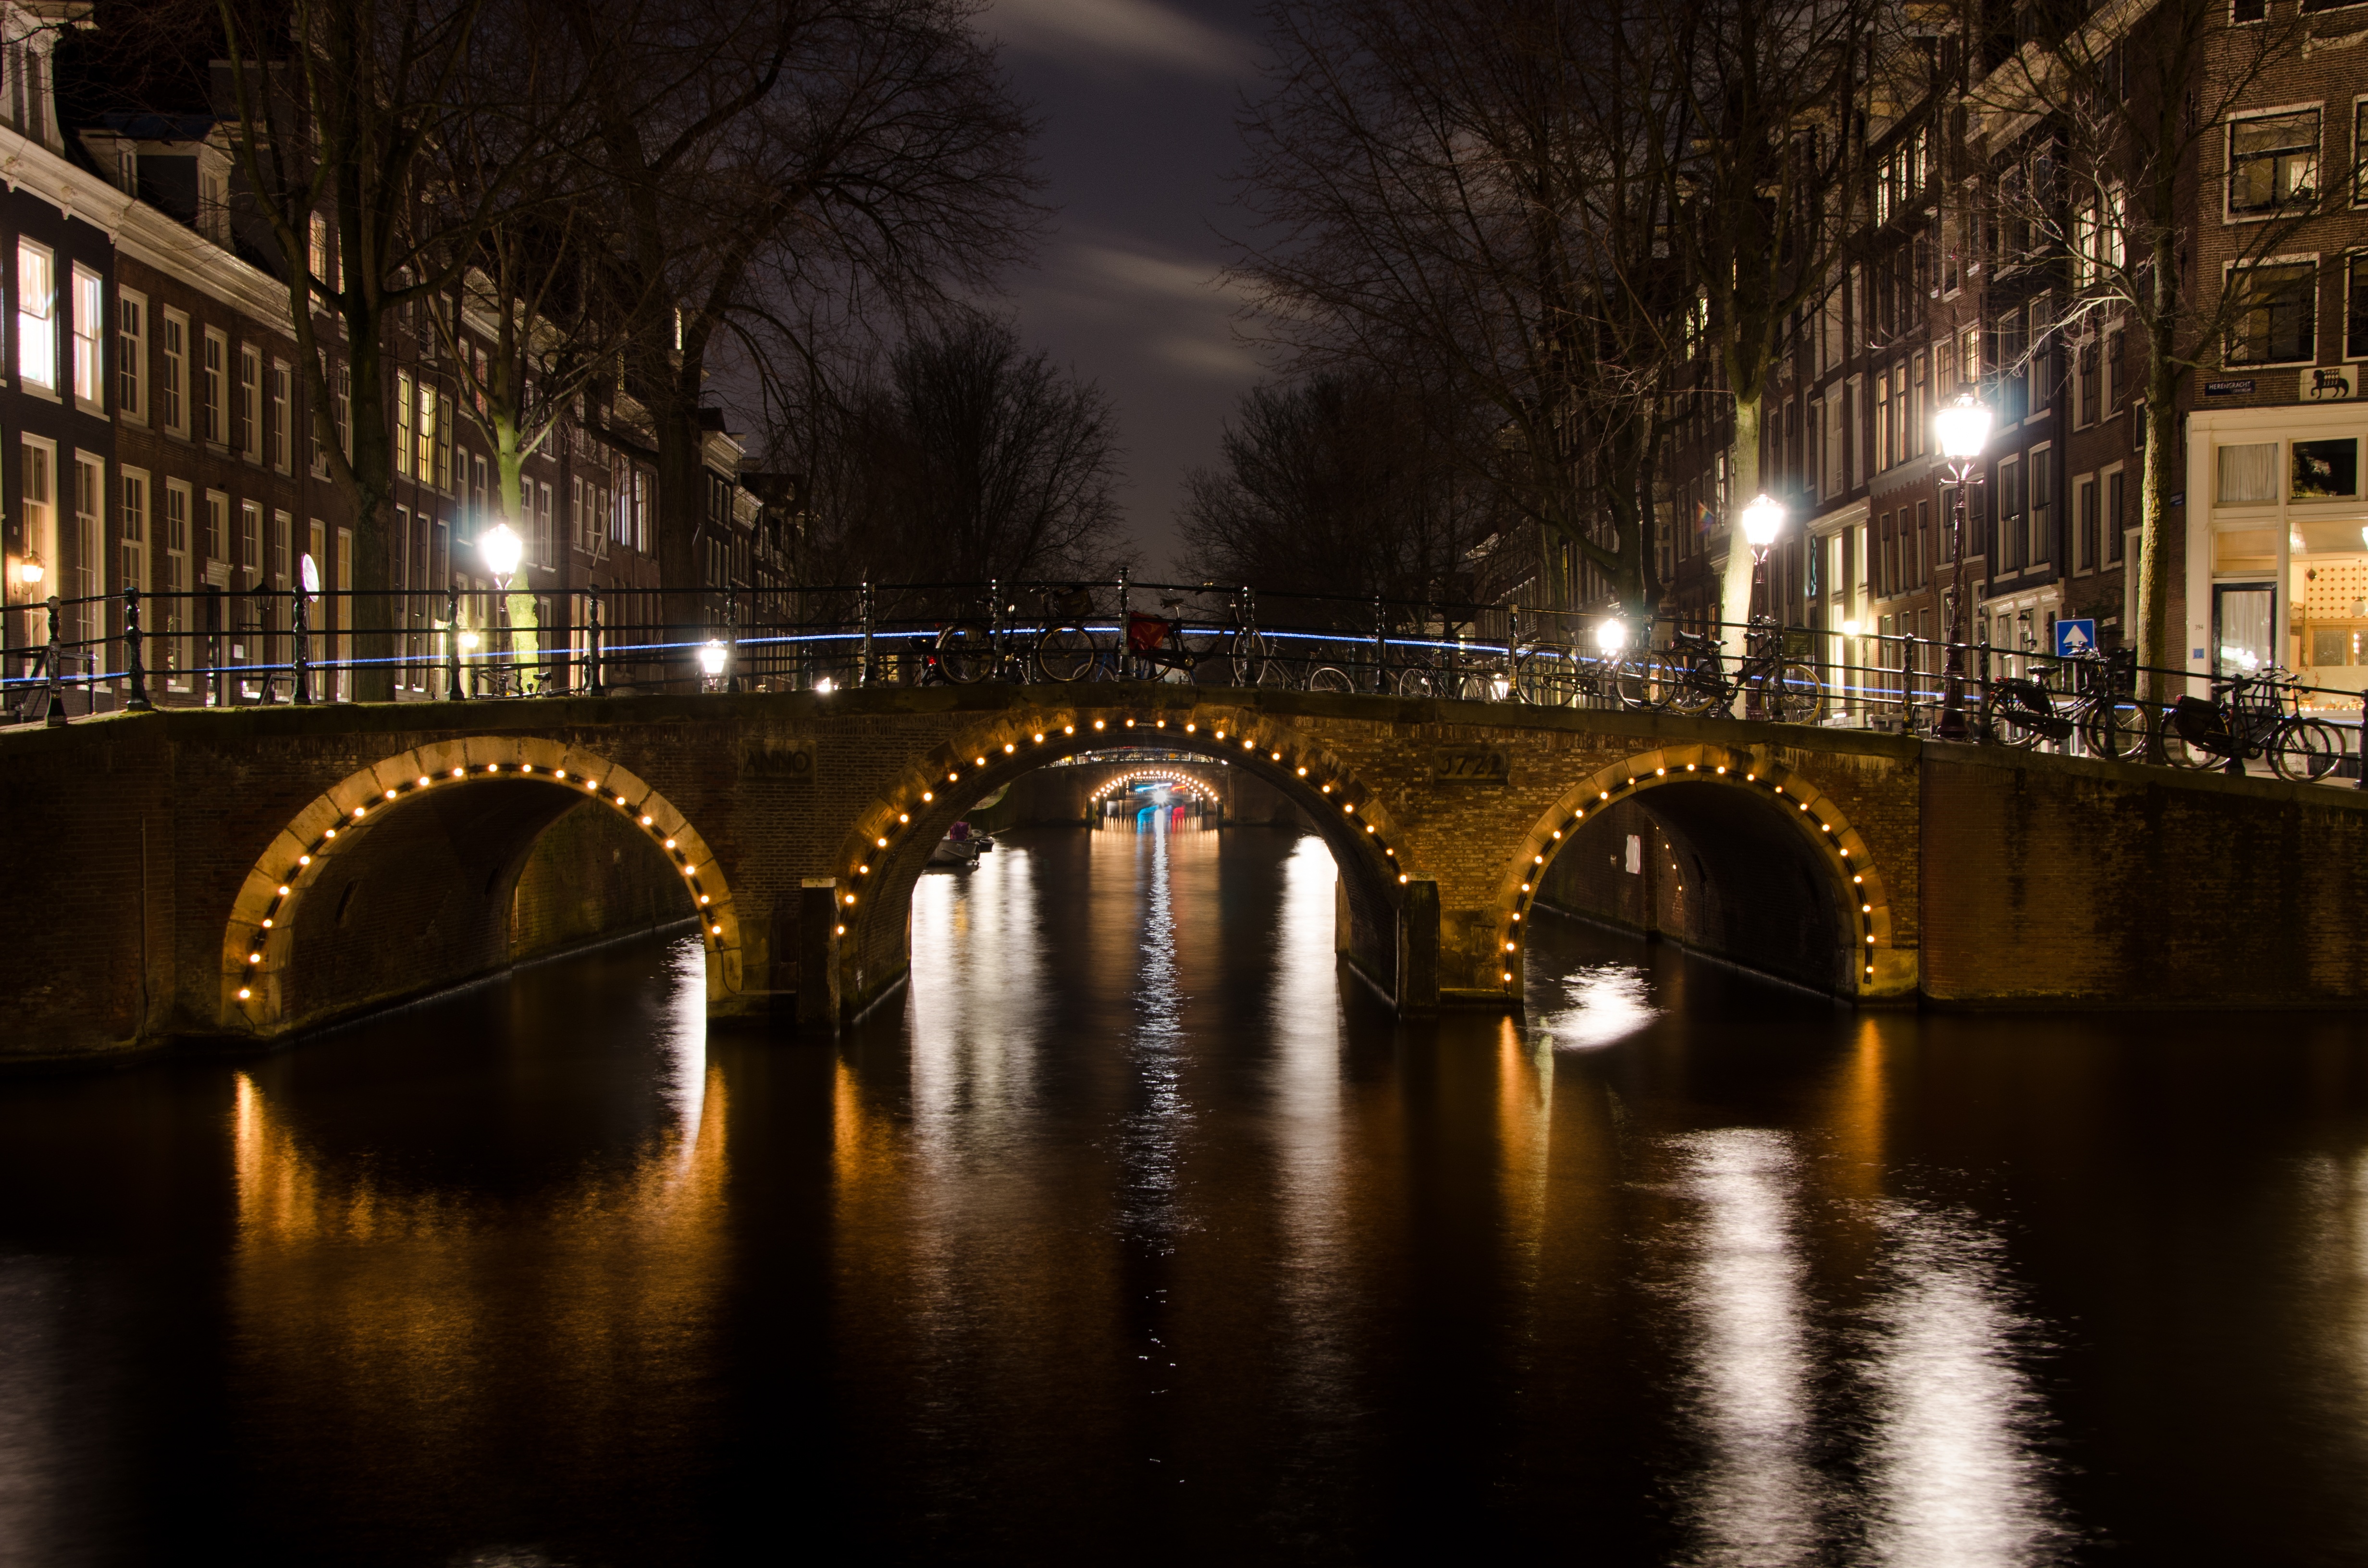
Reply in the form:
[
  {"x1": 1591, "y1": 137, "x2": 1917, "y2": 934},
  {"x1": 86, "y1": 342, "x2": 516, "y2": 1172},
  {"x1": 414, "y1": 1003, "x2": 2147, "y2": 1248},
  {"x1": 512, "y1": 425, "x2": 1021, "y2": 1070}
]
[
  {"x1": 1051, "y1": 587, "x2": 1095, "y2": 620},
  {"x1": 1127, "y1": 612, "x2": 1169, "y2": 654},
  {"x1": 2170, "y1": 693, "x2": 2237, "y2": 756}
]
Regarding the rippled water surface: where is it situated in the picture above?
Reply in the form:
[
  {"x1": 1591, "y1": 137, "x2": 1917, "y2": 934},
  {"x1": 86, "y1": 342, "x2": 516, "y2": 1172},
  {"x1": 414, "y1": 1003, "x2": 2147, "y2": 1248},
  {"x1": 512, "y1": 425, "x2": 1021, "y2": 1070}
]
[{"x1": 4, "y1": 821, "x2": 2368, "y2": 1565}]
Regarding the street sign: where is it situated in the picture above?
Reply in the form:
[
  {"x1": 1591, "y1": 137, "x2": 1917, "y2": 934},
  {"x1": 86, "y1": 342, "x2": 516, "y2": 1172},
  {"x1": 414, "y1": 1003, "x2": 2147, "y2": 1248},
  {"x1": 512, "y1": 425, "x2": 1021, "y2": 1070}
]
[{"x1": 2055, "y1": 618, "x2": 2097, "y2": 658}]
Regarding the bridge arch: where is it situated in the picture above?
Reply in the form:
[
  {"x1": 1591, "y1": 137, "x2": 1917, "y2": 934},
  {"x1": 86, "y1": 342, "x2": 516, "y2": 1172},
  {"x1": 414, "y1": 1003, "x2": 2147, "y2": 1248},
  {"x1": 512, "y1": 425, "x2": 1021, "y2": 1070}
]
[
  {"x1": 221, "y1": 736, "x2": 742, "y2": 1035},
  {"x1": 825, "y1": 699, "x2": 1414, "y2": 1012},
  {"x1": 1495, "y1": 741, "x2": 1904, "y2": 1000}
]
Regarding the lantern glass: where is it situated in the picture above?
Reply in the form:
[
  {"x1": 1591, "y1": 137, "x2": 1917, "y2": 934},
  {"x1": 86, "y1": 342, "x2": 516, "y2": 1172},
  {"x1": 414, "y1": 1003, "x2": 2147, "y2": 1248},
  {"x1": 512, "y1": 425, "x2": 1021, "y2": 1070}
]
[
  {"x1": 1934, "y1": 396, "x2": 1992, "y2": 461},
  {"x1": 1739, "y1": 493, "x2": 1785, "y2": 550}
]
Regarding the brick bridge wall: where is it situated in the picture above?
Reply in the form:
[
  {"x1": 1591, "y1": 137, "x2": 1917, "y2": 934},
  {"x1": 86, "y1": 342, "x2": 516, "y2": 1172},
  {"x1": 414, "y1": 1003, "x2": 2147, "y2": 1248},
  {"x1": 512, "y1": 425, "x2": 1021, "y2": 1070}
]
[{"x1": 1, "y1": 683, "x2": 2362, "y2": 1066}]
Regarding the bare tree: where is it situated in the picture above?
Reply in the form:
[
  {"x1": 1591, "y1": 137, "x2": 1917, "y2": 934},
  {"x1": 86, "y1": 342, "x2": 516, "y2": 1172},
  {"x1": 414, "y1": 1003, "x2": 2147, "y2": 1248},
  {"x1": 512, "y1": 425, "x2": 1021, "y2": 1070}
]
[
  {"x1": 1656, "y1": 0, "x2": 1887, "y2": 636},
  {"x1": 1231, "y1": 0, "x2": 1690, "y2": 618},
  {"x1": 1179, "y1": 371, "x2": 1517, "y2": 613},
  {"x1": 798, "y1": 314, "x2": 1128, "y2": 592},
  {"x1": 198, "y1": 0, "x2": 602, "y2": 698},
  {"x1": 556, "y1": 0, "x2": 1038, "y2": 675},
  {"x1": 1970, "y1": 0, "x2": 2323, "y2": 694}
]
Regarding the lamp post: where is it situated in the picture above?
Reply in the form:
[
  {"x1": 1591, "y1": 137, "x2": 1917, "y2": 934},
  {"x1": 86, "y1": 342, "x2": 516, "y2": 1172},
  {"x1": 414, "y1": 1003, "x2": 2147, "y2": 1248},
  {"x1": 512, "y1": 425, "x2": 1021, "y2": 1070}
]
[
  {"x1": 1932, "y1": 394, "x2": 1993, "y2": 741},
  {"x1": 1737, "y1": 495, "x2": 1785, "y2": 720},
  {"x1": 1739, "y1": 493, "x2": 1786, "y2": 622},
  {"x1": 478, "y1": 521, "x2": 522, "y2": 697},
  {"x1": 698, "y1": 637, "x2": 729, "y2": 691}
]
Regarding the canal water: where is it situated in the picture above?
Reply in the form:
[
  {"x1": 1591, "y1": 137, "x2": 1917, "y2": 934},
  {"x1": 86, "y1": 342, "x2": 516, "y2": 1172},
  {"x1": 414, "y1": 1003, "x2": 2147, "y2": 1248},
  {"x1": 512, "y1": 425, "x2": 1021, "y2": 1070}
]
[{"x1": 3, "y1": 820, "x2": 2367, "y2": 1566}]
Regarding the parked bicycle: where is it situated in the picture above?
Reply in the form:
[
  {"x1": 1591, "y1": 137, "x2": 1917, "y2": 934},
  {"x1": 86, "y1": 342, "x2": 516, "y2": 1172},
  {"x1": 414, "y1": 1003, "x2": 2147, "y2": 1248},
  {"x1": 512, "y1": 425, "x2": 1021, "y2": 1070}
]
[
  {"x1": 1643, "y1": 618, "x2": 1825, "y2": 723},
  {"x1": 1124, "y1": 591, "x2": 1268, "y2": 685},
  {"x1": 2163, "y1": 664, "x2": 2343, "y2": 780},
  {"x1": 1977, "y1": 646, "x2": 2146, "y2": 759}
]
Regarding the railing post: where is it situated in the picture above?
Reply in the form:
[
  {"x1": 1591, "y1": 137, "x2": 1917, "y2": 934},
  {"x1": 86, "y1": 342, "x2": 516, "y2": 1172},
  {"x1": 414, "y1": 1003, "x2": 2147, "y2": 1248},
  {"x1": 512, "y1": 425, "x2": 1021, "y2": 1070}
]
[
  {"x1": 988, "y1": 576, "x2": 1003, "y2": 681},
  {"x1": 586, "y1": 587, "x2": 606, "y2": 696},
  {"x1": 1117, "y1": 566, "x2": 1130, "y2": 679},
  {"x1": 123, "y1": 585, "x2": 153, "y2": 712},
  {"x1": 725, "y1": 588, "x2": 741, "y2": 694},
  {"x1": 291, "y1": 588, "x2": 312, "y2": 705},
  {"x1": 445, "y1": 587, "x2": 464, "y2": 701},
  {"x1": 1372, "y1": 592, "x2": 1387, "y2": 694},
  {"x1": 42, "y1": 594, "x2": 66, "y2": 726},
  {"x1": 858, "y1": 578, "x2": 875, "y2": 688}
]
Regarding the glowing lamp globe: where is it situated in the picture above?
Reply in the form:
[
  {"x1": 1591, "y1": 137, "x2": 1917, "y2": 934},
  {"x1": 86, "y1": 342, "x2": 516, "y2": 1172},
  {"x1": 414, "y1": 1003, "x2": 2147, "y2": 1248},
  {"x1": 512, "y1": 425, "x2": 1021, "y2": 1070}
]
[
  {"x1": 1739, "y1": 494, "x2": 1786, "y2": 551},
  {"x1": 1934, "y1": 395, "x2": 1992, "y2": 461},
  {"x1": 698, "y1": 638, "x2": 728, "y2": 678},
  {"x1": 479, "y1": 521, "x2": 524, "y2": 585},
  {"x1": 1595, "y1": 620, "x2": 1627, "y2": 654}
]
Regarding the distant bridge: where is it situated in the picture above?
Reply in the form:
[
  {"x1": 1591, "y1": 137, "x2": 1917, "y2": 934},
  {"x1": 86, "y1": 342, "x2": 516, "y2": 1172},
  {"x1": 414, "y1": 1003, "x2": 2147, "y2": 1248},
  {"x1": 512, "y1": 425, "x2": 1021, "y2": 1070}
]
[{"x1": 4, "y1": 682, "x2": 2366, "y2": 1065}]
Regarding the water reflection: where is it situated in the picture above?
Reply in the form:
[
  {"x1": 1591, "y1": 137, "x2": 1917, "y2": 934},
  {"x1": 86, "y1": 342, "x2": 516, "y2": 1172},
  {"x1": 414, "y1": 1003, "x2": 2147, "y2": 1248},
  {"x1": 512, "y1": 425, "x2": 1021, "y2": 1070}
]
[
  {"x1": 1671, "y1": 1128, "x2": 1821, "y2": 1566},
  {"x1": 1534, "y1": 961, "x2": 1661, "y2": 1052},
  {"x1": 1859, "y1": 1203, "x2": 2069, "y2": 1567},
  {"x1": 3, "y1": 831, "x2": 2368, "y2": 1561}
]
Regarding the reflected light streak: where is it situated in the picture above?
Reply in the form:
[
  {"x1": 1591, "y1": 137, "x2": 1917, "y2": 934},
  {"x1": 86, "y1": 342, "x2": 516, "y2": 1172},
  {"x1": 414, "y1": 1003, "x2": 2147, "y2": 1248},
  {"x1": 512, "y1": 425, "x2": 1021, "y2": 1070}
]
[
  {"x1": 1861, "y1": 1203, "x2": 2069, "y2": 1567},
  {"x1": 1535, "y1": 963, "x2": 1660, "y2": 1052},
  {"x1": 1674, "y1": 1128, "x2": 1820, "y2": 1566}
]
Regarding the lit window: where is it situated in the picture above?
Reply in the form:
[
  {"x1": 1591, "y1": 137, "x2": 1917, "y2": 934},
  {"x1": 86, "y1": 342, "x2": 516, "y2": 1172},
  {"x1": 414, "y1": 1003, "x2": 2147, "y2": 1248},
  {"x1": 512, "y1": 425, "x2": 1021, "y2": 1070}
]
[
  {"x1": 2230, "y1": 110, "x2": 2319, "y2": 214},
  {"x1": 16, "y1": 241, "x2": 54, "y2": 389}
]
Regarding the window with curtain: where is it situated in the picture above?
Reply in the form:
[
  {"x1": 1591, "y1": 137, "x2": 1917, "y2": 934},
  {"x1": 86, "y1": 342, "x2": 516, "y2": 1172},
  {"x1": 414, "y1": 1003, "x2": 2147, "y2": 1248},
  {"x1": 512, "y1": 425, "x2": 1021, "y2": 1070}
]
[{"x1": 16, "y1": 241, "x2": 54, "y2": 389}]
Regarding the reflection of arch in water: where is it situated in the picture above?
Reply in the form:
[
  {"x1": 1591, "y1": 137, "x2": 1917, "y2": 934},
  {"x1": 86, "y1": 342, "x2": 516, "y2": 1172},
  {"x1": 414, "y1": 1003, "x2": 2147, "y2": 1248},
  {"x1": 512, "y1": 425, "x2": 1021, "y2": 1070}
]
[
  {"x1": 830, "y1": 707, "x2": 1410, "y2": 1002},
  {"x1": 1497, "y1": 743, "x2": 1901, "y2": 999},
  {"x1": 220, "y1": 736, "x2": 739, "y2": 1034}
]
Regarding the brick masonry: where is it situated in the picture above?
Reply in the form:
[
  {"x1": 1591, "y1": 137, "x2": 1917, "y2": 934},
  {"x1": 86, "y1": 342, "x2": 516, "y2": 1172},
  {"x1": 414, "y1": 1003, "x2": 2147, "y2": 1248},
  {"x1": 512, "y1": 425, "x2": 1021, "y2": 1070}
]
[{"x1": 3, "y1": 684, "x2": 2365, "y2": 1065}]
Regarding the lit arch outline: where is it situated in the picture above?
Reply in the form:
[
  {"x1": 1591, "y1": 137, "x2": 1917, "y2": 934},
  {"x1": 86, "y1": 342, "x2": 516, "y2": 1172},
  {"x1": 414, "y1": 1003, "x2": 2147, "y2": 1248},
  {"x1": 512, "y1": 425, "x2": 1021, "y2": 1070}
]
[
  {"x1": 220, "y1": 735, "x2": 741, "y2": 1029},
  {"x1": 1492, "y1": 741, "x2": 1900, "y2": 997}
]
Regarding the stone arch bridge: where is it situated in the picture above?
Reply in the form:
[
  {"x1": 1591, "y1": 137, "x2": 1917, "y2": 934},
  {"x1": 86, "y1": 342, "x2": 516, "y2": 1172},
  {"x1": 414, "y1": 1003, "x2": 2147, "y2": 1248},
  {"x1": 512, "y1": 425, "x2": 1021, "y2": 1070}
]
[{"x1": 5, "y1": 683, "x2": 2367, "y2": 1066}]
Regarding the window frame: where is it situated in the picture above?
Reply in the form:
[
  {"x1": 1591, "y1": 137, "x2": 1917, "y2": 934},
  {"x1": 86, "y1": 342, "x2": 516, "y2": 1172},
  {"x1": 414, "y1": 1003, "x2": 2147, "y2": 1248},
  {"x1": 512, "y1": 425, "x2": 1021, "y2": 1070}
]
[
  {"x1": 15, "y1": 240, "x2": 55, "y2": 393},
  {"x1": 160, "y1": 308, "x2": 188, "y2": 438},
  {"x1": 69, "y1": 263, "x2": 102, "y2": 412},
  {"x1": 2227, "y1": 104, "x2": 2323, "y2": 221},
  {"x1": 236, "y1": 343, "x2": 261, "y2": 462},
  {"x1": 200, "y1": 326, "x2": 227, "y2": 446},
  {"x1": 270, "y1": 359, "x2": 292, "y2": 474},
  {"x1": 2224, "y1": 254, "x2": 2320, "y2": 366},
  {"x1": 116, "y1": 287, "x2": 146, "y2": 424}
]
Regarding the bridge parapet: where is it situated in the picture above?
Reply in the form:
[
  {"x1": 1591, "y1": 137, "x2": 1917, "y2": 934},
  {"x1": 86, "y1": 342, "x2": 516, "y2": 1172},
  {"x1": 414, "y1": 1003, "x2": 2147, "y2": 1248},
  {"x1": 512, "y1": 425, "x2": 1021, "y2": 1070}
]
[{"x1": 1, "y1": 683, "x2": 2364, "y2": 1066}]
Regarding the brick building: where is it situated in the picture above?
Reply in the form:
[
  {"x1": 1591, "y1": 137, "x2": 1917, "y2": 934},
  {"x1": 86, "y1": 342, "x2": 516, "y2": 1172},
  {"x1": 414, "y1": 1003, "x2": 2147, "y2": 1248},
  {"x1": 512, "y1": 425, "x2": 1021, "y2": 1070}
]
[
  {"x1": 0, "y1": 10, "x2": 802, "y2": 718},
  {"x1": 1522, "y1": 0, "x2": 2368, "y2": 719}
]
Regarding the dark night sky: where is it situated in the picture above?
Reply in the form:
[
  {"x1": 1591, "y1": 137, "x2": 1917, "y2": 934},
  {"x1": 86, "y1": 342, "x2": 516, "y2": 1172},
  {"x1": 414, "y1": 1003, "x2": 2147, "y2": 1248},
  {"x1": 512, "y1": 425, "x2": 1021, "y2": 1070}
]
[{"x1": 976, "y1": 0, "x2": 1276, "y2": 576}]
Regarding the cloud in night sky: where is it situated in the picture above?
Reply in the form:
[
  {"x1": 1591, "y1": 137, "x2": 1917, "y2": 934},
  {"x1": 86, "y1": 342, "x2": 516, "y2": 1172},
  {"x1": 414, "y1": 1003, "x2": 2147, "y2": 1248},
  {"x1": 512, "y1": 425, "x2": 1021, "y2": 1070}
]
[
  {"x1": 988, "y1": 0, "x2": 1253, "y2": 78},
  {"x1": 976, "y1": 0, "x2": 1270, "y2": 570}
]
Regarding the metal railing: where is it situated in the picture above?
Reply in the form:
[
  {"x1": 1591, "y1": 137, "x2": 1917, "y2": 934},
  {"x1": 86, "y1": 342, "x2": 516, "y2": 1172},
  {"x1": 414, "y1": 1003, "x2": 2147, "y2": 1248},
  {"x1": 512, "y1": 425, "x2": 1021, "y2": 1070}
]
[{"x1": 7, "y1": 575, "x2": 2363, "y2": 785}]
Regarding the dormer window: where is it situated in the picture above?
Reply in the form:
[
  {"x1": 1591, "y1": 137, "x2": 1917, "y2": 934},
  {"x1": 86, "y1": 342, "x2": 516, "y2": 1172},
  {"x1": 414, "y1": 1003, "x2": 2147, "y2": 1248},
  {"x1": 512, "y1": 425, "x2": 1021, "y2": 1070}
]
[
  {"x1": 199, "y1": 167, "x2": 229, "y2": 245},
  {"x1": 115, "y1": 146, "x2": 135, "y2": 195}
]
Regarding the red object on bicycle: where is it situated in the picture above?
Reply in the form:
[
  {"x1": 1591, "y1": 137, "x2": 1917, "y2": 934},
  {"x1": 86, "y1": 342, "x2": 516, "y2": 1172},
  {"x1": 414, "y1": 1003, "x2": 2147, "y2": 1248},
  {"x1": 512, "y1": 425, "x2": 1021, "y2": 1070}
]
[{"x1": 1127, "y1": 613, "x2": 1169, "y2": 654}]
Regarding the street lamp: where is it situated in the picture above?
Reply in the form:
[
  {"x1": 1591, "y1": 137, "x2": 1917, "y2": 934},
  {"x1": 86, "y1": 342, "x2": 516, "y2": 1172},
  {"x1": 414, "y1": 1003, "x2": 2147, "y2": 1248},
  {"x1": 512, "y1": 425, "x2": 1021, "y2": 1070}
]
[
  {"x1": 1739, "y1": 493, "x2": 1785, "y2": 621},
  {"x1": 479, "y1": 521, "x2": 522, "y2": 587},
  {"x1": 1595, "y1": 619, "x2": 1627, "y2": 655},
  {"x1": 477, "y1": 522, "x2": 523, "y2": 697},
  {"x1": 698, "y1": 637, "x2": 729, "y2": 690},
  {"x1": 1932, "y1": 393, "x2": 1993, "y2": 741}
]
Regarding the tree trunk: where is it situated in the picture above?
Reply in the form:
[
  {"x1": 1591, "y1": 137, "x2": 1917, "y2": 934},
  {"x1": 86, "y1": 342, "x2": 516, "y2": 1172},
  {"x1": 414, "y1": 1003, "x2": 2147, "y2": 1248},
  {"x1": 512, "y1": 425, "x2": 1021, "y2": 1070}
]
[
  {"x1": 1717, "y1": 390, "x2": 1764, "y2": 647},
  {"x1": 2136, "y1": 327, "x2": 2182, "y2": 709}
]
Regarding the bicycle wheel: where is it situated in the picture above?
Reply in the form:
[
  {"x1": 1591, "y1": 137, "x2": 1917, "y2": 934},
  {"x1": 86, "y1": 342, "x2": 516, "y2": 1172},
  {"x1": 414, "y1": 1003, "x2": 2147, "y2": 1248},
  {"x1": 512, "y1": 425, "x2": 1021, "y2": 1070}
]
[
  {"x1": 1220, "y1": 629, "x2": 1270, "y2": 687},
  {"x1": 1394, "y1": 663, "x2": 1437, "y2": 698},
  {"x1": 1306, "y1": 665, "x2": 1354, "y2": 695},
  {"x1": 1034, "y1": 625, "x2": 1098, "y2": 682},
  {"x1": 1256, "y1": 648, "x2": 1295, "y2": 688},
  {"x1": 1980, "y1": 686, "x2": 2048, "y2": 748},
  {"x1": 2273, "y1": 717, "x2": 2342, "y2": 782},
  {"x1": 1762, "y1": 661, "x2": 1825, "y2": 723},
  {"x1": 1660, "y1": 657, "x2": 1721, "y2": 716},
  {"x1": 1610, "y1": 651, "x2": 1663, "y2": 711},
  {"x1": 936, "y1": 621, "x2": 993, "y2": 684},
  {"x1": 1513, "y1": 651, "x2": 1557, "y2": 705},
  {"x1": 2081, "y1": 698, "x2": 2147, "y2": 760}
]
